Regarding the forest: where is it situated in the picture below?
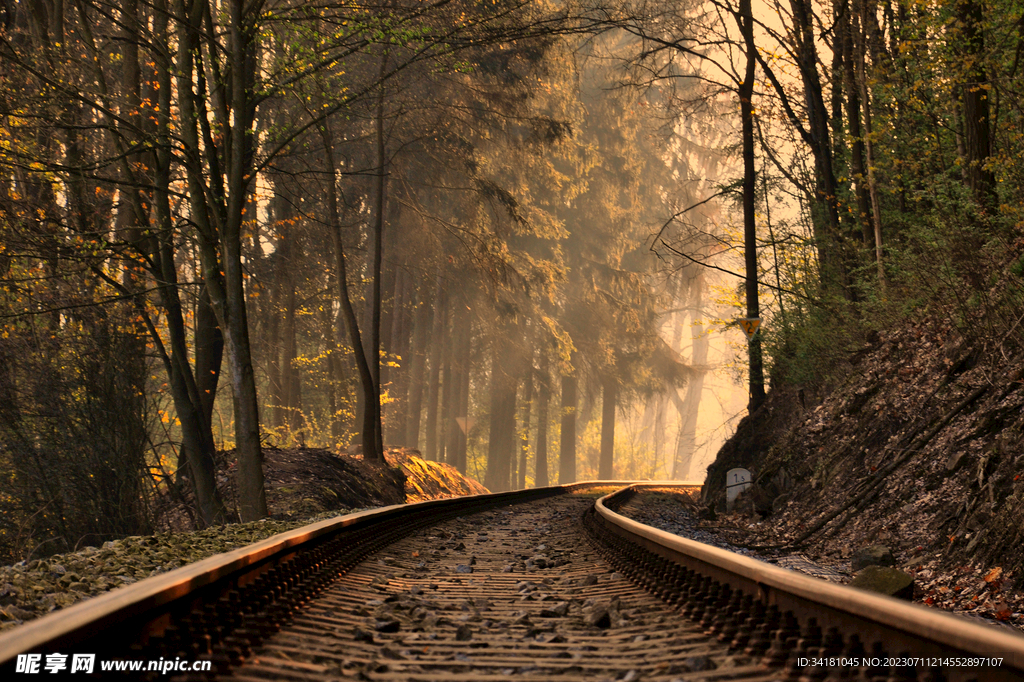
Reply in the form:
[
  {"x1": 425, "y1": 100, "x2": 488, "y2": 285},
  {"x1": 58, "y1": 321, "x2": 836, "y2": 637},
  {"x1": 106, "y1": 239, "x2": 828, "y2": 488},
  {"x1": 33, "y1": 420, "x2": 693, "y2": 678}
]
[{"x1": 0, "y1": 0, "x2": 1021, "y2": 564}]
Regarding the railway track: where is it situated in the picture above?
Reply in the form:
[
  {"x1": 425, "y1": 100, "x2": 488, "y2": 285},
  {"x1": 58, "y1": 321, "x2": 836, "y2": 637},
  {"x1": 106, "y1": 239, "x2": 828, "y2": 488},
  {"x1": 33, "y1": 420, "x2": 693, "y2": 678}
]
[{"x1": 1, "y1": 482, "x2": 1023, "y2": 680}]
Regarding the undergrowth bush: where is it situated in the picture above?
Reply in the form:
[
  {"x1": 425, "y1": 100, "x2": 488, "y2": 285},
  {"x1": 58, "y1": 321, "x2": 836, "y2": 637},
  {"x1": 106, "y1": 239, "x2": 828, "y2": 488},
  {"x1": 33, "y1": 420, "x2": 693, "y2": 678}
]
[
  {"x1": 0, "y1": 314, "x2": 155, "y2": 563},
  {"x1": 764, "y1": 205, "x2": 1024, "y2": 392}
]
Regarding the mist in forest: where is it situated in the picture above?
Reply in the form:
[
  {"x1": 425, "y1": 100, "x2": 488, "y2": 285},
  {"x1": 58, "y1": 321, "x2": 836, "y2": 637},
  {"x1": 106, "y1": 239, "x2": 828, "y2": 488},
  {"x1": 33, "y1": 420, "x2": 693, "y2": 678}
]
[
  {"x1": 0, "y1": 1, "x2": 752, "y2": 533},
  {"x1": 0, "y1": 0, "x2": 771, "y2": 561},
  {"x1": 6, "y1": 0, "x2": 1012, "y2": 560}
]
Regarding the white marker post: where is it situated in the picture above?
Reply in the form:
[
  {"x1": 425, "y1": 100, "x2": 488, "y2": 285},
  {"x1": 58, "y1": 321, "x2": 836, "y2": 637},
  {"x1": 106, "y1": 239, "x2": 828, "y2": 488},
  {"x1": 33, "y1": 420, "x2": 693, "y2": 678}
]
[{"x1": 725, "y1": 467, "x2": 752, "y2": 512}]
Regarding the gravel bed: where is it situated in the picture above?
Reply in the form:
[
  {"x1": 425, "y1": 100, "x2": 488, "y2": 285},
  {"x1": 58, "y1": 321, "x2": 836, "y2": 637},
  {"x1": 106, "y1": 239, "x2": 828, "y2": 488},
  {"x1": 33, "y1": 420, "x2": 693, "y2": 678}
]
[
  {"x1": 618, "y1": 493, "x2": 849, "y2": 582},
  {"x1": 0, "y1": 508, "x2": 370, "y2": 633},
  {"x1": 620, "y1": 492, "x2": 1024, "y2": 633},
  {"x1": 618, "y1": 493, "x2": 770, "y2": 558}
]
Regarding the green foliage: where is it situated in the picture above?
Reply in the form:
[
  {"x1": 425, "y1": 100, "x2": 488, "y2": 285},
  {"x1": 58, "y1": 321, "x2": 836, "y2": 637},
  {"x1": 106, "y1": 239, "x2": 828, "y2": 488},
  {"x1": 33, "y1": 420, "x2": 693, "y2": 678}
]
[{"x1": 752, "y1": 0, "x2": 1024, "y2": 390}]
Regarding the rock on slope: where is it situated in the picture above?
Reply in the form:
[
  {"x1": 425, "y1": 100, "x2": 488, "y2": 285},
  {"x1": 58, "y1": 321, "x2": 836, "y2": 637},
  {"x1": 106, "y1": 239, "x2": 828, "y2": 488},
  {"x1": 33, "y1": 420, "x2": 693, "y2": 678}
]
[{"x1": 701, "y1": 321, "x2": 1024, "y2": 627}]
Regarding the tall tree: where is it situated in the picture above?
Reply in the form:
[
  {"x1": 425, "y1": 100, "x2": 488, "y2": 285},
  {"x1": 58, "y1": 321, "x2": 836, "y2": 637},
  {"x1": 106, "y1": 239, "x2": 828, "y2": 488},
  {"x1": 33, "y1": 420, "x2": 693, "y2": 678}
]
[
  {"x1": 534, "y1": 353, "x2": 551, "y2": 487},
  {"x1": 738, "y1": 0, "x2": 766, "y2": 410},
  {"x1": 485, "y1": 334, "x2": 519, "y2": 491},
  {"x1": 953, "y1": 0, "x2": 996, "y2": 206},
  {"x1": 598, "y1": 373, "x2": 618, "y2": 479},
  {"x1": 559, "y1": 370, "x2": 578, "y2": 484}
]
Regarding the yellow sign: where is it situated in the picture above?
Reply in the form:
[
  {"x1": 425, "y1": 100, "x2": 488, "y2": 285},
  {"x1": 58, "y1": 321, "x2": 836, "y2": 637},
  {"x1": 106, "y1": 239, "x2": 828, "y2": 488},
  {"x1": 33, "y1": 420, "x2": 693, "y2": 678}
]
[{"x1": 739, "y1": 318, "x2": 761, "y2": 341}]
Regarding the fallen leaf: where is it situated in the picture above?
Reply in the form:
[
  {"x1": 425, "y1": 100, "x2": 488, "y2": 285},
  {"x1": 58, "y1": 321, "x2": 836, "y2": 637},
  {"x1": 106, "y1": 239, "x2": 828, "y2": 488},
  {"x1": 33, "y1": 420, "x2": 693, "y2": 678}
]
[{"x1": 984, "y1": 567, "x2": 1003, "y2": 583}]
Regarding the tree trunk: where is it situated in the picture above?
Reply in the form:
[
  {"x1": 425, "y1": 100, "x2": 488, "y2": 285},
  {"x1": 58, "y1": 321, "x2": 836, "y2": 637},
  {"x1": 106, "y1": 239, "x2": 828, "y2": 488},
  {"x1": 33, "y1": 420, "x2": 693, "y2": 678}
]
[
  {"x1": 598, "y1": 374, "x2": 616, "y2": 479},
  {"x1": 320, "y1": 294, "x2": 344, "y2": 444},
  {"x1": 455, "y1": 324, "x2": 472, "y2": 475},
  {"x1": 788, "y1": 0, "x2": 848, "y2": 293},
  {"x1": 424, "y1": 289, "x2": 446, "y2": 461},
  {"x1": 830, "y1": 0, "x2": 845, "y2": 166},
  {"x1": 378, "y1": 261, "x2": 398, "y2": 416},
  {"x1": 739, "y1": 0, "x2": 766, "y2": 411},
  {"x1": 387, "y1": 268, "x2": 411, "y2": 445},
  {"x1": 194, "y1": 287, "x2": 223, "y2": 435},
  {"x1": 855, "y1": 0, "x2": 886, "y2": 286},
  {"x1": 148, "y1": 1, "x2": 231, "y2": 526},
  {"x1": 282, "y1": 276, "x2": 302, "y2": 434},
  {"x1": 558, "y1": 370, "x2": 577, "y2": 484},
  {"x1": 671, "y1": 274, "x2": 709, "y2": 479},
  {"x1": 172, "y1": 0, "x2": 236, "y2": 525},
  {"x1": 955, "y1": 0, "x2": 996, "y2": 207},
  {"x1": 445, "y1": 298, "x2": 468, "y2": 465},
  {"x1": 404, "y1": 286, "x2": 432, "y2": 449},
  {"x1": 534, "y1": 353, "x2": 550, "y2": 488},
  {"x1": 842, "y1": 2, "x2": 874, "y2": 246},
  {"x1": 320, "y1": 120, "x2": 379, "y2": 464},
  {"x1": 653, "y1": 392, "x2": 667, "y2": 477},
  {"x1": 268, "y1": 196, "x2": 300, "y2": 433},
  {"x1": 518, "y1": 357, "x2": 533, "y2": 490},
  {"x1": 485, "y1": 340, "x2": 517, "y2": 492},
  {"x1": 266, "y1": 290, "x2": 283, "y2": 432},
  {"x1": 440, "y1": 328, "x2": 455, "y2": 464},
  {"x1": 216, "y1": 0, "x2": 267, "y2": 521},
  {"x1": 154, "y1": 281, "x2": 229, "y2": 526},
  {"x1": 362, "y1": 49, "x2": 389, "y2": 463}
]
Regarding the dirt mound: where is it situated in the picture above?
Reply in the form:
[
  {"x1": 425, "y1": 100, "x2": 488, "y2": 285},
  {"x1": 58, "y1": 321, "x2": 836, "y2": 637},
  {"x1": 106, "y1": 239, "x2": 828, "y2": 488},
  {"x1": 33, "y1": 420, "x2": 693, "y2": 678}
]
[
  {"x1": 157, "y1": 447, "x2": 489, "y2": 531},
  {"x1": 261, "y1": 448, "x2": 408, "y2": 518},
  {"x1": 386, "y1": 448, "x2": 490, "y2": 502}
]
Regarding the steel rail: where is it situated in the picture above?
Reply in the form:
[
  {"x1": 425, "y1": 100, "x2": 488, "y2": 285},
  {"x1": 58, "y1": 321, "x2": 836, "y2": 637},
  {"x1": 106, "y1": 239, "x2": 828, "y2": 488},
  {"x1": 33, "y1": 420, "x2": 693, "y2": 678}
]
[
  {"x1": 594, "y1": 483, "x2": 1024, "y2": 681},
  {"x1": 2, "y1": 480, "x2": 1021, "y2": 681},
  {"x1": 0, "y1": 481, "x2": 682, "y2": 669}
]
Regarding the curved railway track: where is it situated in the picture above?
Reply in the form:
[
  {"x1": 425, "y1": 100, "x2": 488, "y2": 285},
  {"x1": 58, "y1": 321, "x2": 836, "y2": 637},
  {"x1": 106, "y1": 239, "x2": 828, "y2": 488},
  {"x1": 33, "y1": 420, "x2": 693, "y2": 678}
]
[{"x1": 1, "y1": 482, "x2": 1023, "y2": 680}]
